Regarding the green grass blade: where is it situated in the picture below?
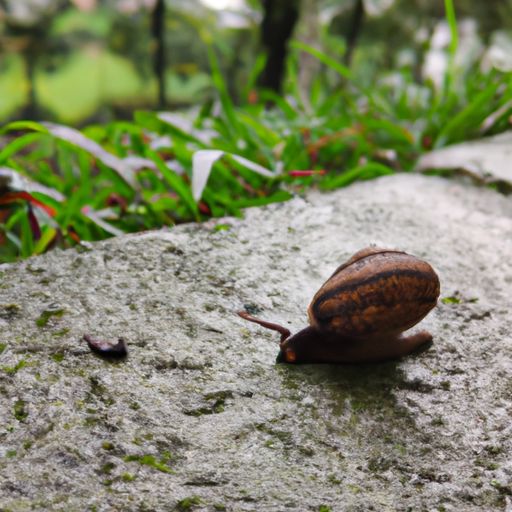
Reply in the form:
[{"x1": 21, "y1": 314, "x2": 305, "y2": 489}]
[
  {"x1": 146, "y1": 149, "x2": 199, "y2": 219},
  {"x1": 322, "y1": 162, "x2": 394, "y2": 190},
  {"x1": 0, "y1": 133, "x2": 45, "y2": 163},
  {"x1": 34, "y1": 227, "x2": 58, "y2": 255},
  {"x1": 443, "y1": 0, "x2": 458, "y2": 94},
  {"x1": 235, "y1": 111, "x2": 281, "y2": 147},
  {"x1": 0, "y1": 120, "x2": 48, "y2": 134},
  {"x1": 192, "y1": 149, "x2": 275, "y2": 201},
  {"x1": 444, "y1": 0, "x2": 458, "y2": 62},
  {"x1": 243, "y1": 52, "x2": 267, "y2": 100},
  {"x1": 45, "y1": 123, "x2": 137, "y2": 189},
  {"x1": 434, "y1": 81, "x2": 499, "y2": 148},
  {"x1": 207, "y1": 45, "x2": 242, "y2": 140},
  {"x1": 291, "y1": 40, "x2": 354, "y2": 81},
  {"x1": 257, "y1": 90, "x2": 298, "y2": 120},
  {"x1": 135, "y1": 111, "x2": 206, "y2": 147}
]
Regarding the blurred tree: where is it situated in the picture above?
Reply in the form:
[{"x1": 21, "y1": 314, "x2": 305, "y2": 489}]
[
  {"x1": 296, "y1": 0, "x2": 321, "y2": 108},
  {"x1": 152, "y1": 0, "x2": 166, "y2": 108},
  {"x1": 0, "y1": 0, "x2": 69, "y2": 117},
  {"x1": 329, "y1": 0, "x2": 512, "y2": 81},
  {"x1": 258, "y1": 0, "x2": 300, "y2": 93},
  {"x1": 344, "y1": 0, "x2": 364, "y2": 66}
]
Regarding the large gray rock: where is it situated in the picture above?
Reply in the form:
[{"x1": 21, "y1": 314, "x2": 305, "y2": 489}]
[{"x1": 0, "y1": 175, "x2": 511, "y2": 511}]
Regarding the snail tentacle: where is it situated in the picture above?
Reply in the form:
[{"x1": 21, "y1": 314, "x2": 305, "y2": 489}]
[{"x1": 237, "y1": 311, "x2": 291, "y2": 343}]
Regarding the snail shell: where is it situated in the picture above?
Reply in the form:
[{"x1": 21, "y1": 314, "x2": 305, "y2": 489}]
[{"x1": 308, "y1": 247, "x2": 440, "y2": 338}]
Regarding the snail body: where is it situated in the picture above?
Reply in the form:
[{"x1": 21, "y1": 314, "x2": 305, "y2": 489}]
[{"x1": 238, "y1": 247, "x2": 440, "y2": 364}]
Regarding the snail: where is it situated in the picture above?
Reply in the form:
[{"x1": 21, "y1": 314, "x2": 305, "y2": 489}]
[{"x1": 238, "y1": 247, "x2": 440, "y2": 364}]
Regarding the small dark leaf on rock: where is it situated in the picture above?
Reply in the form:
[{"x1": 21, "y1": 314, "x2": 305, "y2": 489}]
[{"x1": 83, "y1": 335, "x2": 128, "y2": 359}]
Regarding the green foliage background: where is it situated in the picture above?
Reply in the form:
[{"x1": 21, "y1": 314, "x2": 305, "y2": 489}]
[{"x1": 0, "y1": 0, "x2": 511, "y2": 262}]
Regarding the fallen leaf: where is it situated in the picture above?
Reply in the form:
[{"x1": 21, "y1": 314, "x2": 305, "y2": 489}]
[{"x1": 83, "y1": 335, "x2": 128, "y2": 359}]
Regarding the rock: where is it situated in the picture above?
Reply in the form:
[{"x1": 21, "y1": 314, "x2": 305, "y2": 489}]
[
  {"x1": 0, "y1": 174, "x2": 511, "y2": 511},
  {"x1": 416, "y1": 130, "x2": 512, "y2": 189}
]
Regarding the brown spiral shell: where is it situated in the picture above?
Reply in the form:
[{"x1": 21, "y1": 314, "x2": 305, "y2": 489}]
[{"x1": 307, "y1": 247, "x2": 440, "y2": 338}]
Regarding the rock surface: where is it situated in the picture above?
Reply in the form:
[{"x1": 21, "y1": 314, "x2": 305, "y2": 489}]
[
  {"x1": 416, "y1": 130, "x2": 512, "y2": 189},
  {"x1": 0, "y1": 174, "x2": 511, "y2": 512}
]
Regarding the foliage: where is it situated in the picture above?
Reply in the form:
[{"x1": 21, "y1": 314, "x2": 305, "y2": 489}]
[
  {"x1": 0, "y1": 1, "x2": 233, "y2": 122},
  {"x1": 0, "y1": 1, "x2": 511, "y2": 262}
]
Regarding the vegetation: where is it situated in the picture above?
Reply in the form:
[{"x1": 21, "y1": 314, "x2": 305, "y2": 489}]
[
  {"x1": 0, "y1": 0, "x2": 511, "y2": 262},
  {"x1": 123, "y1": 452, "x2": 174, "y2": 473}
]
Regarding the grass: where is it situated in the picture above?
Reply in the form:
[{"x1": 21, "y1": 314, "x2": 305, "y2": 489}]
[{"x1": 1, "y1": 0, "x2": 511, "y2": 262}]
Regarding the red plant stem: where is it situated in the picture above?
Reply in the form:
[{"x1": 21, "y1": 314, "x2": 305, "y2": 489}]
[{"x1": 288, "y1": 170, "x2": 327, "y2": 177}]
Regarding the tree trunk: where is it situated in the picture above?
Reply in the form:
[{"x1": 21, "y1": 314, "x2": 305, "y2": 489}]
[
  {"x1": 152, "y1": 0, "x2": 166, "y2": 109},
  {"x1": 259, "y1": 0, "x2": 300, "y2": 94},
  {"x1": 344, "y1": 0, "x2": 365, "y2": 67}
]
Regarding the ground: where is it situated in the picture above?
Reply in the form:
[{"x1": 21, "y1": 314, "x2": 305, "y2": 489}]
[{"x1": 0, "y1": 174, "x2": 511, "y2": 511}]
